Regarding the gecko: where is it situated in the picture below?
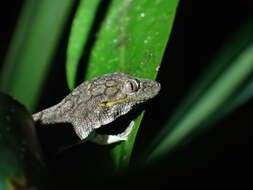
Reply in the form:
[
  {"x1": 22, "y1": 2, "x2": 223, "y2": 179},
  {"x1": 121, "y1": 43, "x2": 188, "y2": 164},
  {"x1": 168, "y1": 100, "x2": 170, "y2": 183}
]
[{"x1": 33, "y1": 72, "x2": 160, "y2": 145}]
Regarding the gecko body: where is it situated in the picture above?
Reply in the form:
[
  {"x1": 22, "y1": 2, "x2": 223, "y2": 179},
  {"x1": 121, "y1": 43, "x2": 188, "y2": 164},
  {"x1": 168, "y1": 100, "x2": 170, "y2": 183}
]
[{"x1": 33, "y1": 72, "x2": 160, "y2": 144}]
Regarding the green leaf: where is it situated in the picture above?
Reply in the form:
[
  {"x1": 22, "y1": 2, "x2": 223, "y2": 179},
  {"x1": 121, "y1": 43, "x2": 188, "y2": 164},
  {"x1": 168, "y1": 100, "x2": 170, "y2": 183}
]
[
  {"x1": 84, "y1": 0, "x2": 179, "y2": 80},
  {"x1": 148, "y1": 20, "x2": 253, "y2": 162},
  {"x1": 66, "y1": 0, "x2": 101, "y2": 90},
  {"x1": 0, "y1": 0, "x2": 74, "y2": 111},
  {"x1": 0, "y1": 93, "x2": 45, "y2": 189},
  {"x1": 66, "y1": 0, "x2": 179, "y2": 169}
]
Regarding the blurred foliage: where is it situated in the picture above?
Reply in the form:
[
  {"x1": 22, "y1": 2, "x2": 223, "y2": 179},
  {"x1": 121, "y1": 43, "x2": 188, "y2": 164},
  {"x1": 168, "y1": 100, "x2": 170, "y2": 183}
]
[
  {"x1": 0, "y1": 93, "x2": 46, "y2": 190},
  {"x1": 148, "y1": 19, "x2": 253, "y2": 161},
  {"x1": 0, "y1": 0, "x2": 74, "y2": 111}
]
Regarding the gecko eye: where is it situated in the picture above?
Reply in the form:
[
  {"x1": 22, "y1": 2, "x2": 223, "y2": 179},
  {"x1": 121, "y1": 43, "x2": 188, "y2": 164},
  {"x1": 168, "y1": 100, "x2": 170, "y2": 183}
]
[{"x1": 124, "y1": 79, "x2": 139, "y2": 93}]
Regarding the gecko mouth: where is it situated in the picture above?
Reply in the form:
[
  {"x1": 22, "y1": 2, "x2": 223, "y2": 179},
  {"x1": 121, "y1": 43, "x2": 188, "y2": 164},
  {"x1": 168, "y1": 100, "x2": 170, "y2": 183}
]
[{"x1": 98, "y1": 97, "x2": 145, "y2": 107}]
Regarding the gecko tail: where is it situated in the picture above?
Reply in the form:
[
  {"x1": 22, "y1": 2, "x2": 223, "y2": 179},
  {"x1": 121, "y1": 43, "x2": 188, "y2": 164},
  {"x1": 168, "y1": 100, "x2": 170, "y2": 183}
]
[
  {"x1": 32, "y1": 103, "x2": 63, "y2": 125},
  {"x1": 32, "y1": 112, "x2": 43, "y2": 122}
]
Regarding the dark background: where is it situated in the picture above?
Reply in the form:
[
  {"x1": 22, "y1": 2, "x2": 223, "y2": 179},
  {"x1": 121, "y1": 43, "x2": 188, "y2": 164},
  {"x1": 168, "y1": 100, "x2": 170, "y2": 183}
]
[{"x1": 1, "y1": 0, "x2": 253, "y2": 184}]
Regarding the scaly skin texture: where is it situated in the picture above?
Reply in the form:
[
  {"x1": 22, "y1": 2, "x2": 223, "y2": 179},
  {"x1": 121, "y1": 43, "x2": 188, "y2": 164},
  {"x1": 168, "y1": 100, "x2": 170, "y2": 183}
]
[{"x1": 33, "y1": 72, "x2": 160, "y2": 143}]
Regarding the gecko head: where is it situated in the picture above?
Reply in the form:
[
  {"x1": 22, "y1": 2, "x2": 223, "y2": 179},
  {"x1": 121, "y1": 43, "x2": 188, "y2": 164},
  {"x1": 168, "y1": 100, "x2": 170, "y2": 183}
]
[{"x1": 89, "y1": 72, "x2": 160, "y2": 126}]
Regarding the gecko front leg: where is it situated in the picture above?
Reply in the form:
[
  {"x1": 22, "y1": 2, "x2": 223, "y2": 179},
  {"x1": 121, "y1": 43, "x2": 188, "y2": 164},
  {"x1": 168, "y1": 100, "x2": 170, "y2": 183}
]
[{"x1": 89, "y1": 121, "x2": 135, "y2": 145}]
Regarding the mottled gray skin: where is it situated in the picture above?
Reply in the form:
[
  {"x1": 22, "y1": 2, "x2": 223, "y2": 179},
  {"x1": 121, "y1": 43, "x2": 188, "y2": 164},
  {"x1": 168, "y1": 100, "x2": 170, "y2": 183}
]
[{"x1": 33, "y1": 72, "x2": 160, "y2": 143}]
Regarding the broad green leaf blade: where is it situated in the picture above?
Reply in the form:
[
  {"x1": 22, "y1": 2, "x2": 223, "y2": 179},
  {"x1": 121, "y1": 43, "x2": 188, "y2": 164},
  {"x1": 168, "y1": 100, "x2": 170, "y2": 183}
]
[
  {"x1": 86, "y1": 0, "x2": 179, "y2": 169},
  {"x1": 66, "y1": 0, "x2": 101, "y2": 90},
  {"x1": 66, "y1": 0, "x2": 179, "y2": 169},
  {"x1": 84, "y1": 0, "x2": 179, "y2": 80},
  {"x1": 0, "y1": 93, "x2": 45, "y2": 189},
  {"x1": 148, "y1": 22, "x2": 253, "y2": 161},
  {"x1": 112, "y1": 113, "x2": 145, "y2": 169},
  {"x1": 0, "y1": 0, "x2": 74, "y2": 111}
]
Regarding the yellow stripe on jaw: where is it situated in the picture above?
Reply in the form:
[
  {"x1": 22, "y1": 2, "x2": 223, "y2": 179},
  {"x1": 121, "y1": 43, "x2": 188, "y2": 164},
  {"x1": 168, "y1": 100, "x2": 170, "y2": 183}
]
[{"x1": 98, "y1": 97, "x2": 136, "y2": 107}]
